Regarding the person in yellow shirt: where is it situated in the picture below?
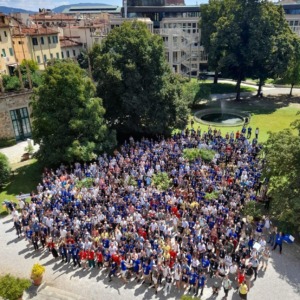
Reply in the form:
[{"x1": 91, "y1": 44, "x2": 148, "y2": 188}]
[{"x1": 239, "y1": 280, "x2": 248, "y2": 300}]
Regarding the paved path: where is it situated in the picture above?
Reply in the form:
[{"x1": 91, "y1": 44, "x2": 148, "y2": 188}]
[
  {"x1": 0, "y1": 140, "x2": 39, "y2": 165},
  {"x1": 1, "y1": 215, "x2": 299, "y2": 300}
]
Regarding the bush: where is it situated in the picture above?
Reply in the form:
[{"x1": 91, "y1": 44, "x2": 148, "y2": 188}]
[
  {"x1": 0, "y1": 138, "x2": 16, "y2": 148},
  {"x1": 152, "y1": 172, "x2": 172, "y2": 191},
  {"x1": 0, "y1": 153, "x2": 11, "y2": 186},
  {"x1": 183, "y1": 148, "x2": 216, "y2": 163},
  {"x1": 242, "y1": 201, "x2": 264, "y2": 221},
  {"x1": 0, "y1": 274, "x2": 31, "y2": 300},
  {"x1": 75, "y1": 177, "x2": 94, "y2": 189},
  {"x1": 2, "y1": 75, "x2": 21, "y2": 92}
]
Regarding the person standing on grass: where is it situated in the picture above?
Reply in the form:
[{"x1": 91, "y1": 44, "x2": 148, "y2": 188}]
[
  {"x1": 247, "y1": 127, "x2": 252, "y2": 139},
  {"x1": 255, "y1": 127, "x2": 259, "y2": 139}
]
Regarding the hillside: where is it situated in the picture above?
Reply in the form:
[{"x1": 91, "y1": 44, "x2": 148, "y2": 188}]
[{"x1": 0, "y1": 6, "x2": 35, "y2": 14}]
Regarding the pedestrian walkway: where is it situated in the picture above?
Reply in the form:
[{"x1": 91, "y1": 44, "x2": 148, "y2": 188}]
[{"x1": 1, "y1": 216, "x2": 299, "y2": 300}]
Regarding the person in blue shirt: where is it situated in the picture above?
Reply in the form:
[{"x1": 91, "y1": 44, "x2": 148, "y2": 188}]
[
  {"x1": 142, "y1": 261, "x2": 152, "y2": 284},
  {"x1": 196, "y1": 271, "x2": 207, "y2": 297},
  {"x1": 273, "y1": 232, "x2": 283, "y2": 254},
  {"x1": 188, "y1": 270, "x2": 199, "y2": 294},
  {"x1": 133, "y1": 258, "x2": 141, "y2": 281},
  {"x1": 72, "y1": 245, "x2": 81, "y2": 267},
  {"x1": 120, "y1": 259, "x2": 128, "y2": 284},
  {"x1": 108, "y1": 261, "x2": 117, "y2": 282}
]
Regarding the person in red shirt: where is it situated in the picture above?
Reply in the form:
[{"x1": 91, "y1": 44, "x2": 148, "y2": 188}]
[
  {"x1": 96, "y1": 249, "x2": 103, "y2": 269},
  {"x1": 237, "y1": 269, "x2": 245, "y2": 289},
  {"x1": 79, "y1": 249, "x2": 87, "y2": 269},
  {"x1": 87, "y1": 249, "x2": 96, "y2": 268}
]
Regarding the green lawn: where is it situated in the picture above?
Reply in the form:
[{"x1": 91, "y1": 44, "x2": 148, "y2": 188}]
[
  {"x1": 189, "y1": 95, "x2": 300, "y2": 142},
  {"x1": 188, "y1": 78, "x2": 256, "y2": 94},
  {"x1": 0, "y1": 159, "x2": 42, "y2": 214}
]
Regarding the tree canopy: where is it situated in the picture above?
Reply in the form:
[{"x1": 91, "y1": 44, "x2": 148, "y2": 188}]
[
  {"x1": 31, "y1": 60, "x2": 116, "y2": 166},
  {"x1": 263, "y1": 124, "x2": 300, "y2": 233},
  {"x1": 91, "y1": 21, "x2": 189, "y2": 137},
  {"x1": 200, "y1": 0, "x2": 296, "y2": 100}
]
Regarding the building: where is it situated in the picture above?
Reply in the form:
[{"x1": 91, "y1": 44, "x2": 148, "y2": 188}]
[
  {"x1": 11, "y1": 25, "x2": 61, "y2": 70},
  {"x1": 125, "y1": 0, "x2": 204, "y2": 76},
  {"x1": 0, "y1": 13, "x2": 18, "y2": 75},
  {"x1": 30, "y1": 13, "x2": 77, "y2": 27},
  {"x1": 62, "y1": 5, "x2": 122, "y2": 17},
  {"x1": 279, "y1": 0, "x2": 300, "y2": 35},
  {"x1": 109, "y1": 17, "x2": 153, "y2": 32},
  {"x1": 60, "y1": 36, "x2": 83, "y2": 60}
]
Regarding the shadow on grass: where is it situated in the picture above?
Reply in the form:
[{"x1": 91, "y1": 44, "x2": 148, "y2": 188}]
[
  {"x1": 0, "y1": 160, "x2": 42, "y2": 213},
  {"x1": 193, "y1": 95, "x2": 300, "y2": 116}
]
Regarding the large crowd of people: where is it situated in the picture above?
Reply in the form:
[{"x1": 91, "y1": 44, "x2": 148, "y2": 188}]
[{"x1": 9, "y1": 125, "x2": 281, "y2": 299}]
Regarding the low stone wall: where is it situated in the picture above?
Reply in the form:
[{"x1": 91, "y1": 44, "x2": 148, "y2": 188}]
[{"x1": 0, "y1": 90, "x2": 33, "y2": 140}]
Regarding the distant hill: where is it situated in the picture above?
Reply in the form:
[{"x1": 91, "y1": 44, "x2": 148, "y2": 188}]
[
  {"x1": 52, "y1": 3, "x2": 110, "y2": 13},
  {"x1": 0, "y1": 6, "x2": 36, "y2": 14}
]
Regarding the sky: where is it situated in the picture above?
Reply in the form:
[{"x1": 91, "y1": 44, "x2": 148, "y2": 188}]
[{"x1": 0, "y1": 0, "x2": 208, "y2": 11}]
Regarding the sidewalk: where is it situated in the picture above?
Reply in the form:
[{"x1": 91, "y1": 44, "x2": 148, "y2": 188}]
[{"x1": 1, "y1": 215, "x2": 299, "y2": 300}]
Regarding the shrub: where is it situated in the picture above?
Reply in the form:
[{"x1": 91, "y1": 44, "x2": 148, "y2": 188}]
[
  {"x1": 0, "y1": 274, "x2": 31, "y2": 300},
  {"x1": 204, "y1": 190, "x2": 220, "y2": 201},
  {"x1": 2, "y1": 75, "x2": 21, "y2": 92},
  {"x1": 31, "y1": 263, "x2": 45, "y2": 280},
  {"x1": 0, "y1": 153, "x2": 11, "y2": 186},
  {"x1": 183, "y1": 148, "x2": 216, "y2": 163},
  {"x1": 75, "y1": 177, "x2": 94, "y2": 189},
  {"x1": 242, "y1": 201, "x2": 263, "y2": 221},
  {"x1": 152, "y1": 172, "x2": 172, "y2": 191},
  {"x1": 0, "y1": 138, "x2": 16, "y2": 148}
]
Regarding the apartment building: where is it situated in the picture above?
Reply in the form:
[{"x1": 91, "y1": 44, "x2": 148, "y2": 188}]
[
  {"x1": 60, "y1": 36, "x2": 82, "y2": 60},
  {"x1": 11, "y1": 26, "x2": 61, "y2": 70},
  {"x1": 0, "y1": 13, "x2": 17, "y2": 75}
]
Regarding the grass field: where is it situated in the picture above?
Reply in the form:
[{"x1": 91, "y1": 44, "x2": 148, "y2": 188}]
[
  {"x1": 0, "y1": 159, "x2": 42, "y2": 214},
  {"x1": 189, "y1": 95, "x2": 300, "y2": 142},
  {"x1": 201, "y1": 82, "x2": 256, "y2": 94}
]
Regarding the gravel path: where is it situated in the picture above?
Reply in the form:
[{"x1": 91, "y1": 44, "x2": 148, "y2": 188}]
[{"x1": 1, "y1": 215, "x2": 300, "y2": 300}]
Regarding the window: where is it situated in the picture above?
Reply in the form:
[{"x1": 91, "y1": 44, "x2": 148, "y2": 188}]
[
  {"x1": 43, "y1": 54, "x2": 47, "y2": 62},
  {"x1": 4, "y1": 31, "x2": 7, "y2": 37},
  {"x1": 48, "y1": 36, "x2": 51, "y2": 44},
  {"x1": 0, "y1": 35, "x2": 2, "y2": 42},
  {"x1": 10, "y1": 108, "x2": 32, "y2": 141},
  {"x1": 66, "y1": 50, "x2": 70, "y2": 58},
  {"x1": 18, "y1": 41, "x2": 24, "y2": 45},
  {"x1": 1, "y1": 49, "x2": 6, "y2": 57},
  {"x1": 56, "y1": 52, "x2": 59, "y2": 59},
  {"x1": 73, "y1": 49, "x2": 76, "y2": 56},
  {"x1": 37, "y1": 55, "x2": 41, "y2": 63},
  {"x1": 61, "y1": 52, "x2": 64, "y2": 59},
  {"x1": 50, "y1": 53, "x2": 53, "y2": 59},
  {"x1": 32, "y1": 37, "x2": 38, "y2": 46},
  {"x1": 9, "y1": 48, "x2": 13, "y2": 56},
  {"x1": 40, "y1": 37, "x2": 44, "y2": 45},
  {"x1": 52, "y1": 36, "x2": 58, "y2": 43}
]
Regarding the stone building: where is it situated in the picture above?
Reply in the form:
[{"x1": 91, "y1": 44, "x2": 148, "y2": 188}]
[{"x1": 0, "y1": 90, "x2": 32, "y2": 141}]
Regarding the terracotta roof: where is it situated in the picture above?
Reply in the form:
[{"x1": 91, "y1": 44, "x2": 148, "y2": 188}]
[
  {"x1": 59, "y1": 37, "x2": 82, "y2": 48},
  {"x1": 12, "y1": 26, "x2": 59, "y2": 36}
]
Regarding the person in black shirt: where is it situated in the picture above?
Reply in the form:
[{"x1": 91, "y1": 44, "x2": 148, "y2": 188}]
[{"x1": 245, "y1": 263, "x2": 254, "y2": 291}]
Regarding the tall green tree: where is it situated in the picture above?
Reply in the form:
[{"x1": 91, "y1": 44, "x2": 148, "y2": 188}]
[
  {"x1": 0, "y1": 153, "x2": 11, "y2": 186},
  {"x1": 263, "y1": 127, "x2": 300, "y2": 233},
  {"x1": 31, "y1": 60, "x2": 116, "y2": 166},
  {"x1": 201, "y1": 0, "x2": 295, "y2": 100},
  {"x1": 282, "y1": 38, "x2": 300, "y2": 96},
  {"x1": 200, "y1": 0, "x2": 224, "y2": 83},
  {"x1": 91, "y1": 21, "x2": 189, "y2": 136}
]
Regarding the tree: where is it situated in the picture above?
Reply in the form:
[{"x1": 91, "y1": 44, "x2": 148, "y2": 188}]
[
  {"x1": 200, "y1": 0, "x2": 224, "y2": 83},
  {"x1": 201, "y1": 0, "x2": 296, "y2": 100},
  {"x1": 263, "y1": 126, "x2": 300, "y2": 233},
  {"x1": 91, "y1": 21, "x2": 189, "y2": 137},
  {"x1": 0, "y1": 153, "x2": 11, "y2": 186},
  {"x1": 31, "y1": 60, "x2": 116, "y2": 166},
  {"x1": 182, "y1": 80, "x2": 211, "y2": 107},
  {"x1": 250, "y1": 3, "x2": 295, "y2": 96},
  {"x1": 20, "y1": 59, "x2": 39, "y2": 74},
  {"x1": 281, "y1": 38, "x2": 300, "y2": 96}
]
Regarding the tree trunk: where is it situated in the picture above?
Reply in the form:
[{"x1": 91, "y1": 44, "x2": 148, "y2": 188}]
[
  {"x1": 236, "y1": 77, "x2": 242, "y2": 101},
  {"x1": 214, "y1": 70, "x2": 219, "y2": 84},
  {"x1": 290, "y1": 83, "x2": 294, "y2": 96},
  {"x1": 256, "y1": 78, "x2": 263, "y2": 97}
]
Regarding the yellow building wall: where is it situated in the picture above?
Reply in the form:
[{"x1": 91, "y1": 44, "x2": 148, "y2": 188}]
[
  {"x1": 12, "y1": 36, "x2": 31, "y2": 63},
  {"x1": 27, "y1": 34, "x2": 62, "y2": 70},
  {"x1": 0, "y1": 27, "x2": 17, "y2": 74}
]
